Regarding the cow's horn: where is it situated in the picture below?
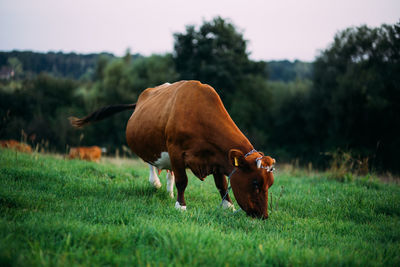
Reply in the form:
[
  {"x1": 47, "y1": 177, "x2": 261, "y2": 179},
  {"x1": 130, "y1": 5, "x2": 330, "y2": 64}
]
[{"x1": 257, "y1": 159, "x2": 262, "y2": 168}]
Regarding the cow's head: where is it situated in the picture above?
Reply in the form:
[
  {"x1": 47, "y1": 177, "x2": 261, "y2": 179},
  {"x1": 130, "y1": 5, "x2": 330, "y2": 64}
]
[{"x1": 228, "y1": 149, "x2": 275, "y2": 219}]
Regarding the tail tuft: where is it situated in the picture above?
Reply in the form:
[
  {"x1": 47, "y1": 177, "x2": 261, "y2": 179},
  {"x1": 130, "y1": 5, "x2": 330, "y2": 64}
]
[{"x1": 68, "y1": 116, "x2": 87, "y2": 128}]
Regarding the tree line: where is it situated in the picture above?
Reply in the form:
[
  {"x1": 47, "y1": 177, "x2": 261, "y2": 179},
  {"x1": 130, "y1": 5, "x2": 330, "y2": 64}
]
[{"x1": 0, "y1": 17, "x2": 399, "y2": 173}]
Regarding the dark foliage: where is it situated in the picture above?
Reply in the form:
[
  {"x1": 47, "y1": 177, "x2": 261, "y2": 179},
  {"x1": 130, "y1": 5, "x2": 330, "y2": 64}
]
[
  {"x1": 0, "y1": 51, "x2": 142, "y2": 80},
  {"x1": 0, "y1": 18, "x2": 399, "y2": 173},
  {"x1": 267, "y1": 22, "x2": 400, "y2": 172},
  {"x1": 267, "y1": 60, "x2": 313, "y2": 82},
  {"x1": 309, "y1": 23, "x2": 400, "y2": 172},
  {"x1": 173, "y1": 17, "x2": 268, "y2": 107}
]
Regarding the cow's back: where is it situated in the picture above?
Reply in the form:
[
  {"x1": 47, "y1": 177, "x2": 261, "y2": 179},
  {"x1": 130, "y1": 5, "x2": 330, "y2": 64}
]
[{"x1": 126, "y1": 80, "x2": 243, "y2": 169}]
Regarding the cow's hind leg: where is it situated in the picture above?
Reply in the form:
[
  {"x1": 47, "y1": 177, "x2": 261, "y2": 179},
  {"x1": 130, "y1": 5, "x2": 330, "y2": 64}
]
[
  {"x1": 213, "y1": 173, "x2": 235, "y2": 210},
  {"x1": 166, "y1": 171, "x2": 175, "y2": 198},
  {"x1": 148, "y1": 164, "x2": 162, "y2": 189}
]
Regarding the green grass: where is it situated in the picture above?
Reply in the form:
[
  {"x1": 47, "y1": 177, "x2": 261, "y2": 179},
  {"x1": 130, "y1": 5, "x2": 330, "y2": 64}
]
[{"x1": 0, "y1": 148, "x2": 399, "y2": 266}]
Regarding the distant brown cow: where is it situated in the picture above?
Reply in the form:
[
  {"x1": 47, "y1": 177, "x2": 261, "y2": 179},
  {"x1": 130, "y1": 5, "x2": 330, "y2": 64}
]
[
  {"x1": 68, "y1": 146, "x2": 102, "y2": 162},
  {"x1": 0, "y1": 139, "x2": 32, "y2": 153}
]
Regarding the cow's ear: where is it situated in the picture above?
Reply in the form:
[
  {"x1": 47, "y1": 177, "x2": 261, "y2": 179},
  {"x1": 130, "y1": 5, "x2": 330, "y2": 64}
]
[{"x1": 229, "y1": 149, "x2": 248, "y2": 169}]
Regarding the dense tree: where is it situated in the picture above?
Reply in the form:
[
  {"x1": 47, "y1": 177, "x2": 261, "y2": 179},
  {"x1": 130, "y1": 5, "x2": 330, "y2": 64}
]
[
  {"x1": 0, "y1": 51, "x2": 130, "y2": 79},
  {"x1": 267, "y1": 80, "x2": 313, "y2": 161},
  {"x1": 130, "y1": 54, "x2": 179, "y2": 91},
  {"x1": 309, "y1": 22, "x2": 400, "y2": 171},
  {"x1": 173, "y1": 17, "x2": 268, "y2": 106},
  {"x1": 267, "y1": 60, "x2": 313, "y2": 82},
  {"x1": 0, "y1": 74, "x2": 82, "y2": 150}
]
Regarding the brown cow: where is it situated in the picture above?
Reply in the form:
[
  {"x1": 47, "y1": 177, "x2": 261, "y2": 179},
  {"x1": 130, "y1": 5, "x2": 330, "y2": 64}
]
[
  {"x1": 70, "y1": 81, "x2": 275, "y2": 219},
  {"x1": 0, "y1": 139, "x2": 32, "y2": 153},
  {"x1": 68, "y1": 146, "x2": 102, "y2": 162}
]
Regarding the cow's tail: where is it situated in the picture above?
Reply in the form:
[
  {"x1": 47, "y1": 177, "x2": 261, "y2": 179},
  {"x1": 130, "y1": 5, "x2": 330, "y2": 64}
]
[{"x1": 69, "y1": 103, "x2": 136, "y2": 128}]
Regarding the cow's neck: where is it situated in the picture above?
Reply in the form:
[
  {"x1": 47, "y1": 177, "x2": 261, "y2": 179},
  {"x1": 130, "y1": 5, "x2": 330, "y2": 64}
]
[
  {"x1": 213, "y1": 126, "x2": 254, "y2": 174},
  {"x1": 224, "y1": 134, "x2": 253, "y2": 154}
]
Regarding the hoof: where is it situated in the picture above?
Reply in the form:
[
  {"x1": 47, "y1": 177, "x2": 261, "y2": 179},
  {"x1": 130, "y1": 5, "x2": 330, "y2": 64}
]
[
  {"x1": 175, "y1": 201, "x2": 186, "y2": 211},
  {"x1": 169, "y1": 192, "x2": 174, "y2": 199},
  {"x1": 222, "y1": 200, "x2": 236, "y2": 211},
  {"x1": 152, "y1": 181, "x2": 162, "y2": 189}
]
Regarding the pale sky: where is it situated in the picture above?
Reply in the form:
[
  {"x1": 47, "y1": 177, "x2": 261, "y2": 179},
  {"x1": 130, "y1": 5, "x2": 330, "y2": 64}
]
[{"x1": 0, "y1": 0, "x2": 399, "y2": 61}]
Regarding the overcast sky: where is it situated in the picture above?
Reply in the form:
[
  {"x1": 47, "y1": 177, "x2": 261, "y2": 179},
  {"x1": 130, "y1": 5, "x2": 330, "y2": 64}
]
[{"x1": 1, "y1": 0, "x2": 399, "y2": 61}]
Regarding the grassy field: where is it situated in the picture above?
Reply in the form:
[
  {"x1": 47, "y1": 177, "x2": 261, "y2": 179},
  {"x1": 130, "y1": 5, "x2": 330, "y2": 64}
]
[{"x1": 0, "y1": 148, "x2": 399, "y2": 266}]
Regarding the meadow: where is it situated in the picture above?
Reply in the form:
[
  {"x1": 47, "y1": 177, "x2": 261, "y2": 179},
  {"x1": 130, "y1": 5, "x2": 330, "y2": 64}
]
[{"x1": 0, "y1": 148, "x2": 399, "y2": 266}]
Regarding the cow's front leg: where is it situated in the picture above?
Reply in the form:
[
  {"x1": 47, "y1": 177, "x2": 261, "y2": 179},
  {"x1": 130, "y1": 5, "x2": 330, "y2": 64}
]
[
  {"x1": 213, "y1": 173, "x2": 235, "y2": 210},
  {"x1": 173, "y1": 169, "x2": 187, "y2": 211},
  {"x1": 168, "y1": 150, "x2": 188, "y2": 211},
  {"x1": 148, "y1": 164, "x2": 162, "y2": 189}
]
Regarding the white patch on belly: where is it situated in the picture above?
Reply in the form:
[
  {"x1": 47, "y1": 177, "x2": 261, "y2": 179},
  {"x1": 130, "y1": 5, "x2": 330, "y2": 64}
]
[{"x1": 153, "y1": 152, "x2": 172, "y2": 170}]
